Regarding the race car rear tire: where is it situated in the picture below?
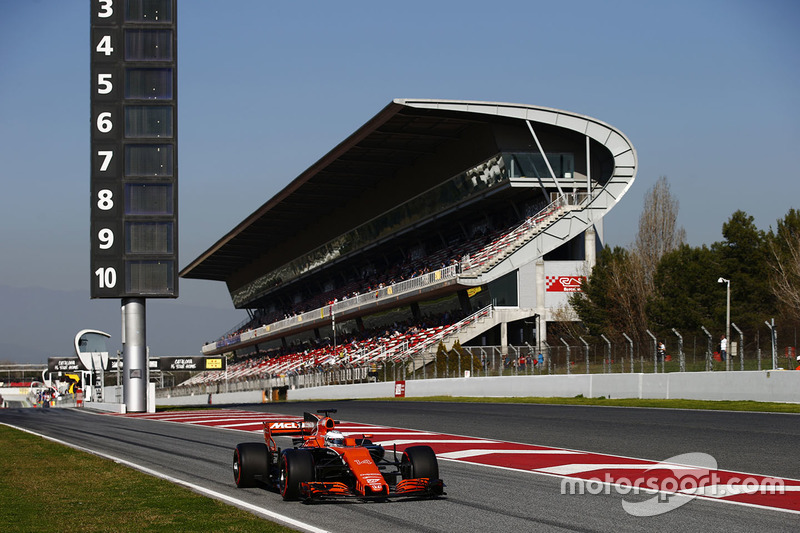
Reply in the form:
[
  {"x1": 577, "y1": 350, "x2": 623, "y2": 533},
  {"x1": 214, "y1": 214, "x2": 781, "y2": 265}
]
[
  {"x1": 401, "y1": 445, "x2": 439, "y2": 480},
  {"x1": 280, "y1": 449, "x2": 315, "y2": 500},
  {"x1": 233, "y1": 442, "x2": 270, "y2": 488}
]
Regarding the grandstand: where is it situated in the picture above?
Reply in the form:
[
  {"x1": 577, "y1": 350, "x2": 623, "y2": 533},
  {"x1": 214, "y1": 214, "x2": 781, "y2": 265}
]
[{"x1": 179, "y1": 99, "x2": 637, "y2": 382}]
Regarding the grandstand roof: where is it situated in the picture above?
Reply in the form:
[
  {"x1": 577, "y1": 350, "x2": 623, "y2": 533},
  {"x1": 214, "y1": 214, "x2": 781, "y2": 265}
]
[
  {"x1": 180, "y1": 99, "x2": 481, "y2": 282},
  {"x1": 180, "y1": 99, "x2": 635, "y2": 286}
]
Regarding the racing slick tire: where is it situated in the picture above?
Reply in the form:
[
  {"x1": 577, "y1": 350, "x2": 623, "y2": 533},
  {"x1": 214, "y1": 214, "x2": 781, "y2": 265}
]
[
  {"x1": 401, "y1": 445, "x2": 439, "y2": 480},
  {"x1": 280, "y1": 449, "x2": 315, "y2": 500},
  {"x1": 233, "y1": 442, "x2": 270, "y2": 488}
]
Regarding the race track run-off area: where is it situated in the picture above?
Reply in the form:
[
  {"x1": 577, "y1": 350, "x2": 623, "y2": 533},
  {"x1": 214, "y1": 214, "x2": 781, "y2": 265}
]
[{"x1": 123, "y1": 409, "x2": 800, "y2": 515}]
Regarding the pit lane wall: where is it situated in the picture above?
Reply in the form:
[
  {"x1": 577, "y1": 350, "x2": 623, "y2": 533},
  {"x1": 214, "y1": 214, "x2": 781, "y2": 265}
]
[{"x1": 154, "y1": 370, "x2": 800, "y2": 407}]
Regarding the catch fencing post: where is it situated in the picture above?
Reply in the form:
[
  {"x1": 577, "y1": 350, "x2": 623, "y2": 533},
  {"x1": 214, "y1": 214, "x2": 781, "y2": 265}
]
[
  {"x1": 732, "y1": 322, "x2": 744, "y2": 372},
  {"x1": 543, "y1": 340, "x2": 552, "y2": 374},
  {"x1": 622, "y1": 333, "x2": 634, "y2": 373},
  {"x1": 470, "y1": 347, "x2": 474, "y2": 377},
  {"x1": 765, "y1": 319, "x2": 777, "y2": 369},
  {"x1": 600, "y1": 334, "x2": 611, "y2": 373},
  {"x1": 701, "y1": 326, "x2": 713, "y2": 371},
  {"x1": 672, "y1": 328, "x2": 685, "y2": 372},
  {"x1": 579, "y1": 336, "x2": 590, "y2": 374},
  {"x1": 646, "y1": 329, "x2": 657, "y2": 373},
  {"x1": 560, "y1": 338, "x2": 571, "y2": 375}
]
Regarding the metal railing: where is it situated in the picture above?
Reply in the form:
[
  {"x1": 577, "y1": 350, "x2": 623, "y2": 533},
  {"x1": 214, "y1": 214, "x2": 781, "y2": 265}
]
[
  {"x1": 205, "y1": 264, "x2": 460, "y2": 353},
  {"x1": 164, "y1": 327, "x2": 799, "y2": 398}
]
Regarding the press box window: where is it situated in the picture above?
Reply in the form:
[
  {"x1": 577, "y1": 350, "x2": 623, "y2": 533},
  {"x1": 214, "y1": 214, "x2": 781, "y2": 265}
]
[
  {"x1": 125, "y1": 0, "x2": 174, "y2": 22},
  {"x1": 125, "y1": 69, "x2": 173, "y2": 100},
  {"x1": 125, "y1": 183, "x2": 173, "y2": 215},
  {"x1": 125, "y1": 222, "x2": 173, "y2": 254},
  {"x1": 125, "y1": 145, "x2": 173, "y2": 176},
  {"x1": 125, "y1": 30, "x2": 173, "y2": 61},
  {"x1": 126, "y1": 260, "x2": 175, "y2": 294},
  {"x1": 125, "y1": 106, "x2": 173, "y2": 138}
]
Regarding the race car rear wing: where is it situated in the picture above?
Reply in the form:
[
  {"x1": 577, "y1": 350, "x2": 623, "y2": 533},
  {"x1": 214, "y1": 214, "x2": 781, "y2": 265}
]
[{"x1": 262, "y1": 409, "x2": 339, "y2": 443}]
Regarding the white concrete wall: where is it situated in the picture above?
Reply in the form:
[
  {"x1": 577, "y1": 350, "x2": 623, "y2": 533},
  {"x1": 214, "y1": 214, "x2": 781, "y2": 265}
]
[{"x1": 146, "y1": 370, "x2": 800, "y2": 407}]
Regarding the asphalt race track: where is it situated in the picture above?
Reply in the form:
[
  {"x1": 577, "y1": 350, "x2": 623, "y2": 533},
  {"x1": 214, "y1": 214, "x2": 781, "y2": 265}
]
[{"x1": 1, "y1": 401, "x2": 798, "y2": 532}]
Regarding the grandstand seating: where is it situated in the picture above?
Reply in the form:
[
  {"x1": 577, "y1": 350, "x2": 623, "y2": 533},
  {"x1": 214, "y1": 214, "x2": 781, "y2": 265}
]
[
  {"x1": 180, "y1": 306, "x2": 492, "y2": 388},
  {"x1": 207, "y1": 196, "x2": 570, "y2": 352}
]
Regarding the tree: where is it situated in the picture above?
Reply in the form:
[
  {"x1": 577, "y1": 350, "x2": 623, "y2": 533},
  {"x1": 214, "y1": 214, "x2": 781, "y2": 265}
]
[
  {"x1": 767, "y1": 208, "x2": 800, "y2": 321},
  {"x1": 570, "y1": 246, "x2": 647, "y2": 342},
  {"x1": 571, "y1": 177, "x2": 684, "y2": 344},
  {"x1": 648, "y1": 244, "x2": 719, "y2": 332},
  {"x1": 634, "y1": 176, "x2": 687, "y2": 288},
  {"x1": 712, "y1": 210, "x2": 774, "y2": 331}
]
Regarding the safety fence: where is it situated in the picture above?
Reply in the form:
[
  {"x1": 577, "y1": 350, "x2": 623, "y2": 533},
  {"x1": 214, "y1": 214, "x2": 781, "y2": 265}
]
[{"x1": 158, "y1": 326, "x2": 797, "y2": 398}]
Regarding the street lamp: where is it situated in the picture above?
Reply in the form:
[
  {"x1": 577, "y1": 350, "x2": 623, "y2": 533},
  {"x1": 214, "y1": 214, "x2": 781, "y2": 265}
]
[{"x1": 718, "y1": 277, "x2": 731, "y2": 371}]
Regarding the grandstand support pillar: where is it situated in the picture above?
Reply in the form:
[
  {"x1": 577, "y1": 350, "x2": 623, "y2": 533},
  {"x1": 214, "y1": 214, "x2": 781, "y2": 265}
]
[
  {"x1": 585, "y1": 226, "x2": 596, "y2": 271},
  {"x1": 535, "y1": 258, "x2": 547, "y2": 352},
  {"x1": 500, "y1": 320, "x2": 508, "y2": 356},
  {"x1": 121, "y1": 298, "x2": 147, "y2": 413},
  {"x1": 458, "y1": 290, "x2": 471, "y2": 314}
]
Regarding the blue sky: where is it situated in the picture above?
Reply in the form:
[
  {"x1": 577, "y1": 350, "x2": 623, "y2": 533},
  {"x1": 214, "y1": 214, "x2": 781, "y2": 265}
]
[{"x1": 0, "y1": 1, "x2": 798, "y2": 359}]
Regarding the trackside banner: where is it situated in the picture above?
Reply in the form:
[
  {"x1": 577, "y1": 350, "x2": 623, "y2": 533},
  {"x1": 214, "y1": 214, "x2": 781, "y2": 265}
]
[
  {"x1": 48, "y1": 357, "x2": 84, "y2": 372},
  {"x1": 159, "y1": 356, "x2": 227, "y2": 371},
  {"x1": 545, "y1": 276, "x2": 585, "y2": 292}
]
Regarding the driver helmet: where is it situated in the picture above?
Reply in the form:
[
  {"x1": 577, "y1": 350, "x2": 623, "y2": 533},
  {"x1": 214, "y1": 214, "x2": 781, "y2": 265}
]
[{"x1": 325, "y1": 430, "x2": 345, "y2": 447}]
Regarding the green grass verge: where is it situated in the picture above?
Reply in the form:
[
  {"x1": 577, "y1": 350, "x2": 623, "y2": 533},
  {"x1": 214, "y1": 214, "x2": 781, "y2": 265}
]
[
  {"x1": 0, "y1": 425, "x2": 297, "y2": 533},
  {"x1": 363, "y1": 395, "x2": 800, "y2": 413},
  {"x1": 158, "y1": 395, "x2": 800, "y2": 414}
]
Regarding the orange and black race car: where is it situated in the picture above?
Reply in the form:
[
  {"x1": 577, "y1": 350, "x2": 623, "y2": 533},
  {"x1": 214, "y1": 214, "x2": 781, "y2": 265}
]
[{"x1": 233, "y1": 409, "x2": 445, "y2": 501}]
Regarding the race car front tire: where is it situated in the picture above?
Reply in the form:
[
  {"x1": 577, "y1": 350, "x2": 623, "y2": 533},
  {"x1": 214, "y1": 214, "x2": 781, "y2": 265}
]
[
  {"x1": 280, "y1": 449, "x2": 315, "y2": 500},
  {"x1": 401, "y1": 445, "x2": 439, "y2": 480},
  {"x1": 233, "y1": 442, "x2": 270, "y2": 488}
]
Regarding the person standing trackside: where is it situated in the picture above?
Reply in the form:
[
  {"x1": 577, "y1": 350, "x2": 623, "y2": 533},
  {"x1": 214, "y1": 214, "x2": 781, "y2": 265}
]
[{"x1": 720, "y1": 335, "x2": 727, "y2": 362}]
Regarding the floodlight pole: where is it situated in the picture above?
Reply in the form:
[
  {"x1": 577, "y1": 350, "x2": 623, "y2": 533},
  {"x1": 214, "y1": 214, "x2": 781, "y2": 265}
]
[{"x1": 718, "y1": 277, "x2": 731, "y2": 371}]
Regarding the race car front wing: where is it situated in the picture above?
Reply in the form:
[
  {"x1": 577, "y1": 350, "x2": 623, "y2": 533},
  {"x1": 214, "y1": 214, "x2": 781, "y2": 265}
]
[{"x1": 300, "y1": 477, "x2": 445, "y2": 501}]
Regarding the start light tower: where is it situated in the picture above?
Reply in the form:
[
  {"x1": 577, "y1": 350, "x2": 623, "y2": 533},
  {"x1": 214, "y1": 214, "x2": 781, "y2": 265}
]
[{"x1": 90, "y1": 0, "x2": 178, "y2": 412}]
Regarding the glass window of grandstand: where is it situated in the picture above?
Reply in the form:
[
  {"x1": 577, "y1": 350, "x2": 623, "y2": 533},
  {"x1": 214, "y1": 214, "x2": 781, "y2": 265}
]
[
  {"x1": 125, "y1": 0, "x2": 173, "y2": 22},
  {"x1": 125, "y1": 106, "x2": 173, "y2": 138},
  {"x1": 125, "y1": 183, "x2": 173, "y2": 215},
  {"x1": 125, "y1": 222, "x2": 173, "y2": 254},
  {"x1": 125, "y1": 30, "x2": 173, "y2": 61},
  {"x1": 125, "y1": 145, "x2": 173, "y2": 176},
  {"x1": 126, "y1": 261, "x2": 174, "y2": 293},
  {"x1": 125, "y1": 69, "x2": 173, "y2": 100},
  {"x1": 505, "y1": 153, "x2": 574, "y2": 179},
  {"x1": 488, "y1": 271, "x2": 518, "y2": 307}
]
